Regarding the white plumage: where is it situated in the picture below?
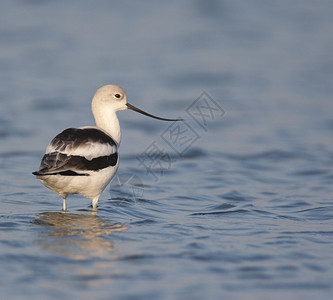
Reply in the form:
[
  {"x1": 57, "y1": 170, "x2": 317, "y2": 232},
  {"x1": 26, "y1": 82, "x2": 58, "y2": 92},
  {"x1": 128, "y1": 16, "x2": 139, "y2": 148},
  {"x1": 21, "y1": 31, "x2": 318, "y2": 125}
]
[{"x1": 33, "y1": 84, "x2": 182, "y2": 211}]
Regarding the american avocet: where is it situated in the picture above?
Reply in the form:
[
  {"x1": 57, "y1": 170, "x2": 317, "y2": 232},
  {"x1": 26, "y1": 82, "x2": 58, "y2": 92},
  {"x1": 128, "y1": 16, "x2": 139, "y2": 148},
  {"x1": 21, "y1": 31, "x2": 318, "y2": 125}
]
[{"x1": 33, "y1": 84, "x2": 182, "y2": 211}]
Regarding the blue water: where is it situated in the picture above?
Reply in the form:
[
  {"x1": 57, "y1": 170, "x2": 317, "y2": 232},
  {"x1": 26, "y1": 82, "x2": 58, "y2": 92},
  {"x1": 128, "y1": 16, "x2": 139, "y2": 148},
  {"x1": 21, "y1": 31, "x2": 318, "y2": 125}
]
[{"x1": 1, "y1": 1, "x2": 333, "y2": 299}]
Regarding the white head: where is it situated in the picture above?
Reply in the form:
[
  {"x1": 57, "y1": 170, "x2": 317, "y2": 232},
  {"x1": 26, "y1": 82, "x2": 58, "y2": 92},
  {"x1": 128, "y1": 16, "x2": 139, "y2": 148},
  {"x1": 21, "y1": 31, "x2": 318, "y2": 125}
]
[
  {"x1": 91, "y1": 84, "x2": 183, "y2": 144},
  {"x1": 92, "y1": 84, "x2": 128, "y2": 114}
]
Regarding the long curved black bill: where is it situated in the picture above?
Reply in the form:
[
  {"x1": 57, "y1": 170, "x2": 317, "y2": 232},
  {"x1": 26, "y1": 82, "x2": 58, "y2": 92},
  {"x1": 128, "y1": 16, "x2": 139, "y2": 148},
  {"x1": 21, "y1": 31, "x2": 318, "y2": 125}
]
[{"x1": 126, "y1": 103, "x2": 183, "y2": 121}]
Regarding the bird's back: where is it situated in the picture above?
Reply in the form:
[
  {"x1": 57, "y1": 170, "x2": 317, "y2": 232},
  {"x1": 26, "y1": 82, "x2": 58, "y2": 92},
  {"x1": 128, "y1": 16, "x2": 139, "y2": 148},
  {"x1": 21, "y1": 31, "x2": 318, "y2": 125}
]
[{"x1": 33, "y1": 127, "x2": 118, "y2": 176}]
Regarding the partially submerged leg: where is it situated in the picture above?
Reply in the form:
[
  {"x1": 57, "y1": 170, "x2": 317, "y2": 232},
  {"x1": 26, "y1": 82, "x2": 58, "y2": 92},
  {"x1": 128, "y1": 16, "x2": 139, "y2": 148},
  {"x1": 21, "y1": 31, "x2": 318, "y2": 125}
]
[
  {"x1": 91, "y1": 196, "x2": 100, "y2": 210},
  {"x1": 62, "y1": 195, "x2": 67, "y2": 212}
]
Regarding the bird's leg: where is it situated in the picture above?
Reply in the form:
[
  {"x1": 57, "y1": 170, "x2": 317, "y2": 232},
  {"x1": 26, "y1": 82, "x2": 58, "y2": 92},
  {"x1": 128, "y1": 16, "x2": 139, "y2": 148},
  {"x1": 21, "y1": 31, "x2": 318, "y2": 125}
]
[
  {"x1": 91, "y1": 196, "x2": 99, "y2": 210},
  {"x1": 62, "y1": 196, "x2": 67, "y2": 212}
]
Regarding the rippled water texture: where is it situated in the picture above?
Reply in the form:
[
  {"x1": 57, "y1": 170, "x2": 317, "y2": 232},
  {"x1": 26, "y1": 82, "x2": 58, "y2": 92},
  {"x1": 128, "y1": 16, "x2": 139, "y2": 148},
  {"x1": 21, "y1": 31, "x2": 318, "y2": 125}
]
[{"x1": 1, "y1": 1, "x2": 333, "y2": 299}]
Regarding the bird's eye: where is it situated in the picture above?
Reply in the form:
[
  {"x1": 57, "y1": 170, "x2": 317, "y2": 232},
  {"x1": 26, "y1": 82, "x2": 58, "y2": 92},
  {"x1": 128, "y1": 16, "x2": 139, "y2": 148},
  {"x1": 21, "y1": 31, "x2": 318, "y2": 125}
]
[{"x1": 114, "y1": 93, "x2": 121, "y2": 99}]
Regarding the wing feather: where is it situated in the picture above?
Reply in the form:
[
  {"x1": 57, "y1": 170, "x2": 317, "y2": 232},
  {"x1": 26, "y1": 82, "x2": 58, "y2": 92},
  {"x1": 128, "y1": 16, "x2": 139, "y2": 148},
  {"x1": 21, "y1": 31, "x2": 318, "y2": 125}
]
[{"x1": 33, "y1": 127, "x2": 118, "y2": 176}]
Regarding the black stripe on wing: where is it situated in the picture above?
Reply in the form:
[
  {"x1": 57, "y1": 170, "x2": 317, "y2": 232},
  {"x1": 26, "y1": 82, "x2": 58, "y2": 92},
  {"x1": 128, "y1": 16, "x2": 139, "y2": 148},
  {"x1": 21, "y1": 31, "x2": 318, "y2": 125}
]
[
  {"x1": 33, "y1": 170, "x2": 88, "y2": 176},
  {"x1": 50, "y1": 128, "x2": 117, "y2": 152},
  {"x1": 33, "y1": 151, "x2": 118, "y2": 176}
]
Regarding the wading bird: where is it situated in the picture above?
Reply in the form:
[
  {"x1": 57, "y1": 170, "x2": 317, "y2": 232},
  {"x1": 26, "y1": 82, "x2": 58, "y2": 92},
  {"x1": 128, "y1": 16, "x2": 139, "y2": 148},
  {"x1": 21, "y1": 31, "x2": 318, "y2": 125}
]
[{"x1": 33, "y1": 85, "x2": 182, "y2": 211}]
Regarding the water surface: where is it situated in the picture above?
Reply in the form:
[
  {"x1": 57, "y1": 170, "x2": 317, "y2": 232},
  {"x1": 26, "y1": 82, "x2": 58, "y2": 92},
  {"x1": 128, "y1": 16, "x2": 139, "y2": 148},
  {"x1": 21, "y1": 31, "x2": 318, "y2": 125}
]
[{"x1": 1, "y1": 1, "x2": 333, "y2": 299}]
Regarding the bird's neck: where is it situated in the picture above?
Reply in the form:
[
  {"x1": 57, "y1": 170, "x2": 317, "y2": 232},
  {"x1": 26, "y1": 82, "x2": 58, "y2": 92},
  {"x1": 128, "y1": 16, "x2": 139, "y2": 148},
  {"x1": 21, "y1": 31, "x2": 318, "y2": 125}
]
[{"x1": 93, "y1": 109, "x2": 121, "y2": 144}]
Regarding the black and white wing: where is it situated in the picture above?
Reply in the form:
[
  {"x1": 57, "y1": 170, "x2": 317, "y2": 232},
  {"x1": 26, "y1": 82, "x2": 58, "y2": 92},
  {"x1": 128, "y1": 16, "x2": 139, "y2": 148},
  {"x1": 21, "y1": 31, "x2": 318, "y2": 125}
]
[{"x1": 33, "y1": 127, "x2": 118, "y2": 176}]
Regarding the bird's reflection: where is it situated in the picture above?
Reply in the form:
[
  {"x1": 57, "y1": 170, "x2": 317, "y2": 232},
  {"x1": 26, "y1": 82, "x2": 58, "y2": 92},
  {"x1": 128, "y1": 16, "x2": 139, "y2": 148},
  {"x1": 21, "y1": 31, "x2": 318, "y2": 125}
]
[{"x1": 34, "y1": 211, "x2": 128, "y2": 260}]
